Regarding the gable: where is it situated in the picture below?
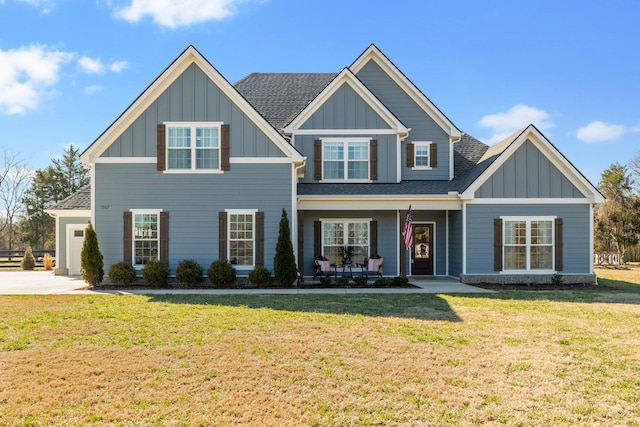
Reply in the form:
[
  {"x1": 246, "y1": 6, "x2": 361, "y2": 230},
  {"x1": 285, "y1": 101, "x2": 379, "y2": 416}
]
[
  {"x1": 475, "y1": 140, "x2": 584, "y2": 198},
  {"x1": 80, "y1": 46, "x2": 303, "y2": 164},
  {"x1": 101, "y1": 63, "x2": 285, "y2": 158},
  {"x1": 298, "y1": 81, "x2": 392, "y2": 130}
]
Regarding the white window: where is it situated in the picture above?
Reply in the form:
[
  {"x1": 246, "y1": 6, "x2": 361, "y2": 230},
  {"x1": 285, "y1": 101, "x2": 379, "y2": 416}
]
[
  {"x1": 166, "y1": 122, "x2": 221, "y2": 171},
  {"x1": 503, "y1": 217, "x2": 554, "y2": 271},
  {"x1": 132, "y1": 210, "x2": 161, "y2": 266},
  {"x1": 413, "y1": 141, "x2": 432, "y2": 169},
  {"x1": 228, "y1": 210, "x2": 256, "y2": 268},
  {"x1": 322, "y1": 220, "x2": 370, "y2": 265},
  {"x1": 323, "y1": 138, "x2": 369, "y2": 181}
]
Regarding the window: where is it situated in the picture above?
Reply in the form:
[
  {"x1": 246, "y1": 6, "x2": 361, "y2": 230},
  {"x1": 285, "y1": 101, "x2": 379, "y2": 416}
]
[
  {"x1": 503, "y1": 217, "x2": 554, "y2": 271},
  {"x1": 166, "y1": 122, "x2": 221, "y2": 171},
  {"x1": 413, "y1": 142, "x2": 431, "y2": 169},
  {"x1": 322, "y1": 138, "x2": 369, "y2": 181},
  {"x1": 228, "y1": 210, "x2": 256, "y2": 267},
  {"x1": 322, "y1": 220, "x2": 369, "y2": 264},
  {"x1": 133, "y1": 211, "x2": 160, "y2": 265}
]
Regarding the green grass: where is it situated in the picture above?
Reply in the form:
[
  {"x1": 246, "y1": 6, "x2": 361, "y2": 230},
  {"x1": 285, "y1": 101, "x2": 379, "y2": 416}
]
[{"x1": 0, "y1": 268, "x2": 639, "y2": 425}]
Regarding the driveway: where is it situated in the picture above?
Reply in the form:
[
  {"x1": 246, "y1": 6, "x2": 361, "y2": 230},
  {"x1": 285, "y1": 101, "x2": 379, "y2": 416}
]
[{"x1": 0, "y1": 271, "x2": 88, "y2": 295}]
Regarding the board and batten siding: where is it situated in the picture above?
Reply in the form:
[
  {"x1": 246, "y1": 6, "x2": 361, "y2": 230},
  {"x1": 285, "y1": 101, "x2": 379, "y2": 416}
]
[
  {"x1": 465, "y1": 204, "x2": 591, "y2": 274},
  {"x1": 355, "y1": 60, "x2": 450, "y2": 180},
  {"x1": 94, "y1": 162, "x2": 293, "y2": 272},
  {"x1": 475, "y1": 140, "x2": 584, "y2": 198},
  {"x1": 296, "y1": 134, "x2": 397, "y2": 183},
  {"x1": 299, "y1": 82, "x2": 392, "y2": 130},
  {"x1": 101, "y1": 63, "x2": 284, "y2": 159}
]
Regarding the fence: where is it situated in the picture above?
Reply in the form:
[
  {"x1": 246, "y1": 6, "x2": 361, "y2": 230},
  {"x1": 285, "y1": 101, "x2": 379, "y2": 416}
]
[
  {"x1": 594, "y1": 252, "x2": 624, "y2": 266},
  {"x1": 0, "y1": 250, "x2": 55, "y2": 269}
]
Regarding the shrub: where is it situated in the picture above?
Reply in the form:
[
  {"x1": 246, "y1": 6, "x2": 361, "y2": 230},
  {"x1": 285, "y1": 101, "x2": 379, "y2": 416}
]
[
  {"x1": 176, "y1": 259, "x2": 203, "y2": 286},
  {"x1": 249, "y1": 265, "x2": 272, "y2": 286},
  {"x1": 392, "y1": 276, "x2": 409, "y2": 287},
  {"x1": 273, "y1": 208, "x2": 297, "y2": 287},
  {"x1": 335, "y1": 276, "x2": 350, "y2": 287},
  {"x1": 353, "y1": 275, "x2": 368, "y2": 287},
  {"x1": 108, "y1": 261, "x2": 137, "y2": 285},
  {"x1": 374, "y1": 277, "x2": 393, "y2": 287},
  {"x1": 319, "y1": 276, "x2": 333, "y2": 286},
  {"x1": 142, "y1": 259, "x2": 169, "y2": 286},
  {"x1": 43, "y1": 253, "x2": 54, "y2": 270},
  {"x1": 81, "y1": 222, "x2": 104, "y2": 286},
  {"x1": 21, "y1": 247, "x2": 36, "y2": 270},
  {"x1": 551, "y1": 273, "x2": 564, "y2": 286},
  {"x1": 207, "y1": 259, "x2": 236, "y2": 288}
]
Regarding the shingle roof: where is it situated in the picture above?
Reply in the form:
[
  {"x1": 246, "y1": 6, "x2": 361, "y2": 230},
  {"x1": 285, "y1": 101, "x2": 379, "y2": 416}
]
[
  {"x1": 48, "y1": 185, "x2": 91, "y2": 210},
  {"x1": 234, "y1": 73, "x2": 337, "y2": 130}
]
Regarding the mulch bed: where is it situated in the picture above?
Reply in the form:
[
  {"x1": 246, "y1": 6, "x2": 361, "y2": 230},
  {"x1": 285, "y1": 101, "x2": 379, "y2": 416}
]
[{"x1": 470, "y1": 283, "x2": 611, "y2": 291}]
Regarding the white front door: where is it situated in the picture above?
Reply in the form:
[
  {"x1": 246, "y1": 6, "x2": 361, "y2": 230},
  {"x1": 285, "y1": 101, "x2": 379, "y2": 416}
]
[{"x1": 67, "y1": 226, "x2": 85, "y2": 276}]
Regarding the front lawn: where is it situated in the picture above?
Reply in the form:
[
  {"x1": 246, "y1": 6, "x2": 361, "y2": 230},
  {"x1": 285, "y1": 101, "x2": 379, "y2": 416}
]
[{"x1": 0, "y1": 268, "x2": 639, "y2": 426}]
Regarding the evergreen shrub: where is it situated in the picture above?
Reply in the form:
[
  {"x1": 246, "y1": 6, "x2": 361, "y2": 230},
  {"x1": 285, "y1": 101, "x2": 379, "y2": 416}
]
[
  {"x1": 108, "y1": 261, "x2": 137, "y2": 285},
  {"x1": 21, "y1": 247, "x2": 36, "y2": 270},
  {"x1": 81, "y1": 222, "x2": 104, "y2": 286},
  {"x1": 142, "y1": 259, "x2": 169, "y2": 286},
  {"x1": 207, "y1": 260, "x2": 236, "y2": 288},
  {"x1": 249, "y1": 265, "x2": 272, "y2": 286},
  {"x1": 176, "y1": 259, "x2": 203, "y2": 286}
]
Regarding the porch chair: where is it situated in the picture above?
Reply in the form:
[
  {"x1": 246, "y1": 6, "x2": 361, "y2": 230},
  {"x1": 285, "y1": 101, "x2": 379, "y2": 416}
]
[
  {"x1": 312, "y1": 256, "x2": 337, "y2": 280},
  {"x1": 361, "y1": 256, "x2": 384, "y2": 279}
]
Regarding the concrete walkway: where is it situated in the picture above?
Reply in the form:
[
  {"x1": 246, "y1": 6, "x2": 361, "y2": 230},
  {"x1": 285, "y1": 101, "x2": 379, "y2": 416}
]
[{"x1": 0, "y1": 271, "x2": 493, "y2": 295}]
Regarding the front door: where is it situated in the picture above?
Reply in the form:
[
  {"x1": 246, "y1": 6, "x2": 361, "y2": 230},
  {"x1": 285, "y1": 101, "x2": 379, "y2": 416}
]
[{"x1": 412, "y1": 224, "x2": 433, "y2": 275}]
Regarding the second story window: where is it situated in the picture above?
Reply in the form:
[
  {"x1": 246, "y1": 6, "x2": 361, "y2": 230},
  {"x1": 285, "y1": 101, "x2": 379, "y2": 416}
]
[
  {"x1": 322, "y1": 138, "x2": 369, "y2": 181},
  {"x1": 166, "y1": 122, "x2": 221, "y2": 171}
]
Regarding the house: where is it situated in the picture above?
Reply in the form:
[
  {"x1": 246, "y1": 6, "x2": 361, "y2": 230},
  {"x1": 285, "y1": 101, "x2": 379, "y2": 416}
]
[{"x1": 48, "y1": 44, "x2": 605, "y2": 284}]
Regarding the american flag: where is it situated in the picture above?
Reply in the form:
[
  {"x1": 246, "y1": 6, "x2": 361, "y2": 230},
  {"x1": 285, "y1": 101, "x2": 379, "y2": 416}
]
[{"x1": 403, "y1": 206, "x2": 413, "y2": 251}]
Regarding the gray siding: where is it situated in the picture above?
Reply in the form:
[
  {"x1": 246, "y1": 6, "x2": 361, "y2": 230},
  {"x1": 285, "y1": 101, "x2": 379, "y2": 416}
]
[
  {"x1": 295, "y1": 134, "x2": 398, "y2": 183},
  {"x1": 301, "y1": 211, "x2": 398, "y2": 277},
  {"x1": 355, "y1": 60, "x2": 451, "y2": 180},
  {"x1": 95, "y1": 162, "x2": 293, "y2": 273},
  {"x1": 476, "y1": 140, "x2": 584, "y2": 198},
  {"x1": 448, "y1": 210, "x2": 462, "y2": 277},
  {"x1": 57, "y1": 216, "x2": 90, "y2": 268},
  {"x1": 102, "y1": 63, "x2": 285, "y2": 159},
  {"x1": 300, "y1": 82, "x2": 392, "y2": 130},
  {"x1": 465, "y1": 204, "x2": 591, "y2": 274}
]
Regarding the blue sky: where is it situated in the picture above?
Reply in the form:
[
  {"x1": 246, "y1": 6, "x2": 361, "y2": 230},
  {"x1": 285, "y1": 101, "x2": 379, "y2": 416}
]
[{"x1": 1, "y1": 0, "x2": 639, "y2": 185}]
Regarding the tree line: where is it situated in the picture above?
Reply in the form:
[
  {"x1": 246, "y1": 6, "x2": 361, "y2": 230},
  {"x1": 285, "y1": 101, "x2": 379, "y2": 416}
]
[{"x1": 0, "y1": 145, "x2": 89, "y2": 251}]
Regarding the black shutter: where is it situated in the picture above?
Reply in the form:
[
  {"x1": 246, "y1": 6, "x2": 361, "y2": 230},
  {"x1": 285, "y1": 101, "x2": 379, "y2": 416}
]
[
  {"x1": 370, "y1": 220, "x2": 378, "y2": 258},
  {"x1": 219, "y1": 212, "x2": 227, "y2": 261},
  {"x1": 494, "y1": 218, "x2": 503, "y2": 271},
  {"x1": 256, "y1": 212, "x2": 264, "y2": 266},
  {"x1": 123, "y1": 211, "x2": 132, "y2": 263},
  {"x1": 157, "y1": 124, "x2": 166, "y2": 171},
  {"x1": 313, "y1": 220, "x2": 321, "y2": 258},
  {"x1": 406, "y1": 143, "x2": 414, "y2": 168},
  {"x1": 314, "y1": 140, "x2": 322, "y2": 181},
  {"x1": 555, "y1": 218, "x2": 563, "y2": 271},
  {"x1": 160, "y1": 212, "x2": 169, "y2": 264},
  {"x1": 370, "y1": 139, "x2": 378, "y2": 181},
  {"x1": 221, "y1": 124, "x2": 230, "y2": 171},
  {"x1": 430, "y1": 143, "x2": 438, "y2": 168}
]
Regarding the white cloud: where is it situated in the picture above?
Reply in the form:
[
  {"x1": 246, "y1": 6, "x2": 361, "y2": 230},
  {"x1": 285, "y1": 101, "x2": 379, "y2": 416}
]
[
  {"x1": 84, "y1": 85, "x2": 104, "y2": 95},
  {"x1": 0, "y1": 45, "x2": 72, "y2": 114},
  {"x1": 109, "y1": 60, "x2": 128, "y2": 72},
  {"x1": 575, "y1": 120, "x2": 640, "y2": 143},
  {"x1": 478, "y1": 104, "x2": 555, "y2": 144},
  {"x1": 15, "y1": 0, "x2": 55, "y2": 13},
  {"x1": 113, "y1": 0, "x2": 241, "y2": 29},
  {"x1": 78, "y1": 56, "x2": 105, "y2": 74}
]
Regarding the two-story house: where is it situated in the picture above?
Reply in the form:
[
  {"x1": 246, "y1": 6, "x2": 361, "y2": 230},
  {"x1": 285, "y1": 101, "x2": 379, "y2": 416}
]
[{"x1": 47, "y1": 45, "x2": 604, "y2": 285}]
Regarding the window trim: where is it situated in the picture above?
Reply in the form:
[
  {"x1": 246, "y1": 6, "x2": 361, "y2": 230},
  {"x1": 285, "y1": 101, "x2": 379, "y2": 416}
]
[
  {"x1": 164, "y1": 121, "x2": 224, "y2": 173},
  {"x1": 501, "y1": 216, "x2": 556, "y2": 273},
  {"x1": 412, "y1": 141, "x2": 432, "y2": 170},
  {"x1": 320, "y1": 218, "x2": 372, "y2": 264},
  {"x1": 226, "y1": 209, "x2": 258, "y2": 270},
  {"x1": 130, "y1": 209, "x2": 163, "y2": 267},
  {"x1": 321, "y1": 137, "x2": 371, "y2": 183}
]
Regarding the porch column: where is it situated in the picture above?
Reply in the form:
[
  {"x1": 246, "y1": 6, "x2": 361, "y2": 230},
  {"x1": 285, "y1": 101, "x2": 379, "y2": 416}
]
[{"x1": 297, "y1": 210, "x2": 304, "y2": 279}]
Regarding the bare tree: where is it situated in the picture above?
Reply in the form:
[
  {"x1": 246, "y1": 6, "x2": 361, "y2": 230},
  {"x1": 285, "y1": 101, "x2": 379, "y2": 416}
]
[{"x1": 0, "y1": 151, "x2": 32, "y2": 250}]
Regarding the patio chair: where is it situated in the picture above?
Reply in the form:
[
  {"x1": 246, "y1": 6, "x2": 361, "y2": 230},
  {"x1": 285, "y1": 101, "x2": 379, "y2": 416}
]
[
  {"x1": 361, "y1": 256, "x2": 384, "y2": 279},
  {"x1": 312, "y1": 256, "x2": 337, "y2": 280}
]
